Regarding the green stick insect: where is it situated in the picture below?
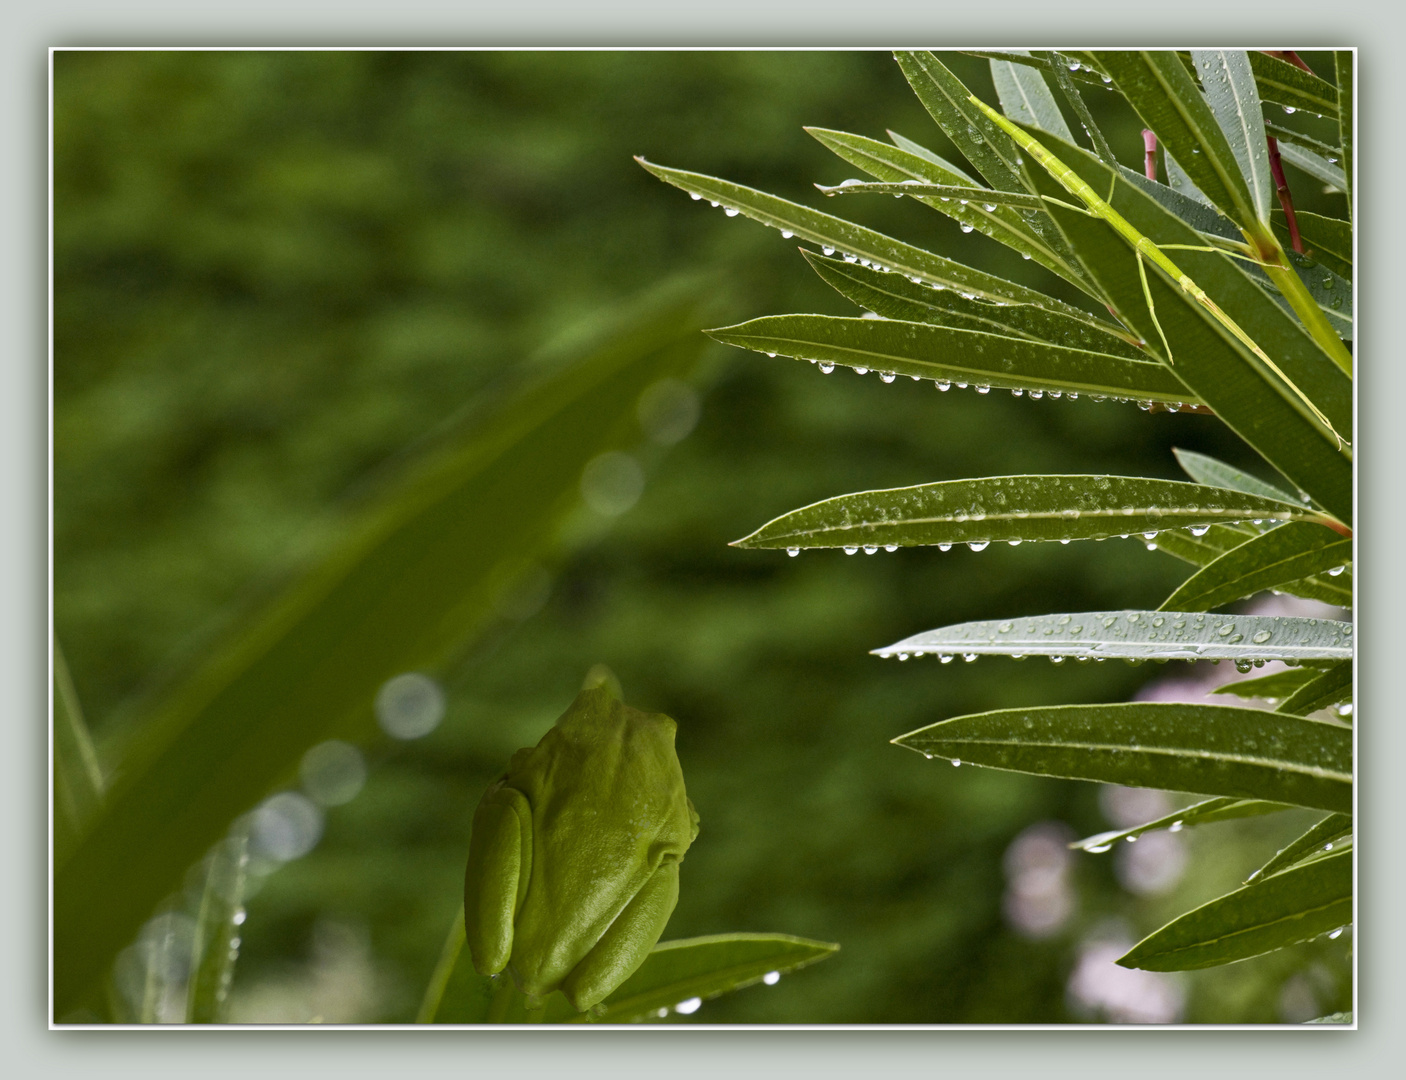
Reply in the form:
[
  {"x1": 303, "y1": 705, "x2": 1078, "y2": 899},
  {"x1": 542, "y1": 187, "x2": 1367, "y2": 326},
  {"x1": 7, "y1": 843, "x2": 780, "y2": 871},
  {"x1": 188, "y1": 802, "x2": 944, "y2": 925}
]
[{"x1": 970, "y1": 96, "x2": 1347, "y2": 452}]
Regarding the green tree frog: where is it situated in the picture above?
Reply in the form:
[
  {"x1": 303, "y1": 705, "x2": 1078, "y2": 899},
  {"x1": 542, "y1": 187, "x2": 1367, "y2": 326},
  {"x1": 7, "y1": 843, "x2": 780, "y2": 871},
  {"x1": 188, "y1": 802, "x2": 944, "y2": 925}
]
[{"x1": 463, "y1": 686, "x2": 700, "y2": 1012}]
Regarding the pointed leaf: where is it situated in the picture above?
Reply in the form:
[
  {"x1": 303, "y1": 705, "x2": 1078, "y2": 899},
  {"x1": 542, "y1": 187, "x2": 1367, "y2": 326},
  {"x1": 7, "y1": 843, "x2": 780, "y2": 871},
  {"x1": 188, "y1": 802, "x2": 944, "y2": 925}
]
[
  {"x1": 1249, "y1": 814, "x2": 1352, "y2": 882},
  {"x1": 732, "y1": 475, "x2": 1323, "y2": 552},
  {"x1": 884, "y1": 130, "x2": 978, "y2": 181},
  {"x1": 1211, "y1": 667, "x2": 1320, "y2": 700},
  {"x1": 1335, "y1": 51, "x2": 1353, "y2": 213},
  {"x1": 1160, "y1": 521, "x2": 1352, "y2": 611},
  {"x1": 1172, "y1": 448, "x2": 1298, "y2": 503},
  {"x1": 1165, "y1": 152, "x2": 1214, "y2": 207},
  {"x1": 1247, "y1": 52, "x2": 1339, "y2": 119},
  {"x1": 873, "y1": 611, "x2": 1353, "y2": 665},
  {"x1": 638, "y1": 157, "x2": 1103, "y2": 320},
  {"x1": 1263, "y1": 122, "x2": 1342, "y2": 160},
  {"x1": 54, "y1": 298, "x2": 707, "y2": 1014},
  {"x1": 54, "y1": 640, "x2": 104, "y2": 866},
  {"x1": 1093, "y1": 51, "x2": 1260, "y2": 232},
  {"x1": 801, "y1": 253, "x2": 1144, "y2": 359},
  {"x1": 1117, "y1": 165, "x2": 1238, "y2": 240},
  {"x1": 1273, "y1": 211, "x2": 1351, "y2": 281},
  {"x1": 708, "y1": 317, "x2": 1196, "y2": 405},
  {"x1": 816, "y1": 180, "x2": 1043, "y2": 211},
  {"x1": 1071, "y1": 796, "x2": 1290, "y2": 852},
  {"x1": 1277, "y1": 142, "x2": 1347, "y2": 190},
  {"x1": 991, "y1": 55, "x2": 1073, "y2": 142},
  {"x1": 1278, "y1": 663, "x2": 1353, "y2": 718},
  {"x1": 1040, "y1": 51, "x2": 1119, "y2": 167},
  {"x1": 1151, "y1": 521, "x2": 1257, "y2": 567},
  {"x1": 1117, "y1": 846, "x2": 1351, "y2": 970},
  {"x1": 961, "y1": 49, "x2": 1110, "y2": 88},
  {"x1": 893, "y1": 703, "x2": 1352, "y2": 813},
  {"x1": 184, "y1": 833, "x2": 249, "y2": 1023},
  {"x1": 1191, "y1": 51, "x2": 1274, "y2": 225}
]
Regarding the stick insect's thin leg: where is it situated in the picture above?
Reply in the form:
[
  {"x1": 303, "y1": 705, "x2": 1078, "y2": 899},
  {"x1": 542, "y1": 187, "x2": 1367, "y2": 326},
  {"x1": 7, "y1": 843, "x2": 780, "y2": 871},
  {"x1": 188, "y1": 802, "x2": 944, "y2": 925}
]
[{"x1": 1135, "y1": 249, "x2": 1175, "y2": 365}]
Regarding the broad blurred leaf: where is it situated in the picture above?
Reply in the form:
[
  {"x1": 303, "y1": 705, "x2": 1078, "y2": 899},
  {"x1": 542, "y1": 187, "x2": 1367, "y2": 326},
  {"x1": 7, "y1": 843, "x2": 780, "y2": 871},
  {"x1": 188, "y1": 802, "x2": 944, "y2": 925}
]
[
  {"x1": 874, "y1": 610, "x2": 1353, "y2": 665},
  {"x1": 1246, "y1": 52, "x2": 1339, "y2": 119},
  {"x1": 54, "y1": 296, "x2": 708, "y2": 1013},
  {"x1": 1118, "y1": 846, "x2": 1351, "y2": 970},
  {"x1": 54, "y1": 640, "x2": 104, "y2": 865},
  {"x1": 893, "y1": 703, "x2": 1352, "y2": 813},
  {"x1": 1278, "y1": 663, "x2": 1353, "y2": 717},
  {"x1": 1160, "y1": 521, "x2": 1351, "y2": 611},
  {"x1": 1093, "y1": 51, "x2": 1260, "y2": 232},
  {"x1": 1070, "y1": 796, "x2": 1289, "y2": 852},
  {"x1": 801, "y1": 254, "x2": 1144, "y2": 358},
  {"x1": 1248, "y1": 814, "x2": 1351, "y2": 882},
  {"x1": 708, "y1": 317, "x2": 1194, "y2": 406},
  {"x1": 732, "y1": 476, "x2": 1321, "y2": 551},
  {"x1": 1190, "y1": 51, "x2": 1273, "y2": 226},
  {"x1": 990, "y1": 55, "x2": 1073, "y2": 141}
]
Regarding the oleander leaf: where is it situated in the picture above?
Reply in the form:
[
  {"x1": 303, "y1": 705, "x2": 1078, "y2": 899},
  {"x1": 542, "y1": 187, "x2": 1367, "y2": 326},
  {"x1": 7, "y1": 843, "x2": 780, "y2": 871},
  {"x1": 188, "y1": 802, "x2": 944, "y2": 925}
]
[
  {"x1": 54, "y1": 640, "x2": 104, "y2": 867},
  {"x1": 1278, "y1": 663, "x2": 1353, "y2": 718},
  {"x1": 1277, "y1": 142, "x2": 1347, "y2": 191},
  {"x1": 1160, "y1": 521, "x2": 1351, "y2": 611},
  {"x1": 990, "y1": 55, "x2": 1073, "y2": 141},
  {"x1": 1039, "y1": 51, "x2": 1119, "y2": 167},
  {"x1": 873, "y1": 611, "x2": 1353, "y2": 665},
  {"x1": 1210, "y1": 667, "x2": 1320, "y2": 700},
  {"x1": 1118, "y1": 846, "x2": 1351, "y2": 970},
  {"x1": 1172, "y1": 448, "x2": 1298, "y2": 503},
  {"x1": 1070, "y1": 796, "x2": 1290, "y2": 852},
  {"x1": 731, "y1": 475, "x2": 1323, "y2": 552},
  {"x1": 1335, "y1": 51, "x2": 1353, "y2": 214},
  {"x1": 1249, "y1": 814, "x2": 1352, "y2": 882},
  {"x1": 184, "y1": 833, "x2": 248, "y2": 1023},
  {"x1": 1247, "y1": 52, "x2": 1339, "y2": 119},
  {"x1": 707, "y1": 316, "x2": 1196, "y2": 405},
  {"x1": 960, "y1": 50, "x2": 1110, "y2": 88},
  {"x1": 1191, "y1": 50, "x2": 1274, "y2": 225},
  {"x1": 1273, "y1": 210, "x2": 1351, "y2": 281},
  {"x1": 893, "y1": 702, "x2": 1352, "y2": 813},
  {"x1": 816, "y1": 180, "x2": 1044, "y2": 211}
]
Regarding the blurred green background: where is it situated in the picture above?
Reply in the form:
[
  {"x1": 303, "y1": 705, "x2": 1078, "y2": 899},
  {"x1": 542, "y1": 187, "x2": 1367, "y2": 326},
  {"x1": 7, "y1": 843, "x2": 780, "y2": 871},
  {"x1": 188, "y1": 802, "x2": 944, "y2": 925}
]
[{"x1": 53, "y1": 49, "x2": 1351, "y2": 1023}]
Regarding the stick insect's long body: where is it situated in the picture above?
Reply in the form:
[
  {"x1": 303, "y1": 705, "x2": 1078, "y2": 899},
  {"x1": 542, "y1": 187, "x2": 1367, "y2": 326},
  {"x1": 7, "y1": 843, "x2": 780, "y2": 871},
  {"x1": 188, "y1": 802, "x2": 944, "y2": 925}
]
[{"x1": 969, "y1": 96, "x2": 1345, "y2": 452}]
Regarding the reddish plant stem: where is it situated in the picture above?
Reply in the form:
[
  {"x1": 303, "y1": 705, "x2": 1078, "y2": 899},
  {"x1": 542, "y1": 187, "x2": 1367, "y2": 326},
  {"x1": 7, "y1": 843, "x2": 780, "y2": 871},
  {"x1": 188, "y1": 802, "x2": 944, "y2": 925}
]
[
  {"x1": 1266, "y1": 136, "x2": 1303, "y2": 253},
  {"x1": 1264, "y1": 49, "x2": 1315, "y2": 74},
  {"x1": 1141, "y1": 129, "x2": 1158, "y2": 180}
]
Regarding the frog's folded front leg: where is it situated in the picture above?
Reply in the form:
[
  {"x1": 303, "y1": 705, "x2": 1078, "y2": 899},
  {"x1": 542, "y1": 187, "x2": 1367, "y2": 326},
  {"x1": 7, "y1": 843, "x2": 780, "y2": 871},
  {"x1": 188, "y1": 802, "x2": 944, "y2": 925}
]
[
  {"x1": 463, "y1": 785, "x2": 533, "y2": 976},
  {"x1": 560, "y1": 859, "x2": 680, "y2": 1013}
]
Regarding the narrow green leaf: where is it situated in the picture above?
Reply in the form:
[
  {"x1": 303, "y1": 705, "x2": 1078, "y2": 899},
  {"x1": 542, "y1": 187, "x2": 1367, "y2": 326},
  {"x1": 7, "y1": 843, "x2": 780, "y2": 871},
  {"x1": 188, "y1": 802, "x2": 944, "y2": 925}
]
[
  {"x1": 960, "y1": 50, "x2": 1110, "y2": 88},
  {"x1": 1039, "y1": 51, "x2": 1119, "y2": 167},
  {"x1": 1263, "y1": 122, "x2": 1342, "y2": 161},
  {"x1": 1117, "y1": 165, "x2": 1238, "y2": 240},
  {"x1": 1150, "y1": 522, "x2": 1257, "y2": 568},
  {"x1": 1164, "y1": 152, "x2": 1213, "y2": 207},
  {"x1": 893, "y1": 703, "x2": 1352, "y2": 813},
  {"x1": 894, "y1": 51, "x2": 1026, "y2": 191},
  {"x1": 578, "y1": 934, "x2": 839, "y2": 1024},
  {"x1": 991, "y1": 55, "x2": 1073, "y2": 142},
  {"x1": 1070, "y1": 797, "x2": 1290, "y2": 852},
  {"x1": 419, "y1": 908, "x2": 495, "y2": 1023},
  {"x1": 638, "y1": 157, "x2": 1104, "y2": 322},
  {"x1": 1335, "y1": 51, "x2": 1353, "y2": 215},
  {"x1": 801, "y1": 253, "x2": 1144, "y2": 359},
  {"x1": 54, "y1": 640, "x2": 104, "y2": 866},
  {"x1": 732, "y1": 475, "x2": 1323, "y2": 552},
  {"x1": 1306, "y1": 1011, "x2": 1353, "y2": 1024},
  {"x1": 1117, "y1": 846, "x2": 1351, "y2": 970},
  {"x1": 884, "y1": 130, "x2": 978, "y2": 181},
  {"x1": 1278, "y1": 663, "x2": 1353, "y2": 718},
  {"x1": 1211, "y1": 667, "x2": 1320, "y2": 700},
  {"x1": 1093, "y1": 51, "x2": 1260, "y2": 232},
  {"x1": 1172, "y1": 448, "x2": 1298, "y2": 503},
  {"x1": 816, "y1": 180, "x2": 1043, "y2": 211},
  {"x1": 54, "y1": 297, "x2": 707, "y2": 1014},
  {"x1": 1273, "y1": 211, "x2": 1351, "y2": 281},
  {"x1": 708, "y1": 317, "x2": 1196, "y2": 405},
  {"x1": 1247, "y1": 52, "x2": 1339, "y2": 119},
  {"x1": 1277, "y1": 142, "x2": 1347, "y2": 190},
  {"x1": 873, "y1": 611, "x2": 1353, "y2": 665},
  {"x1": 1191, "y1": 51, "x2": 1273, "y2": 225},
  {"x1": 184, "y1": 833, "x2": 248, "y2": 1023},
  {"x1": 1022, "y1": 131, "x2": 1353, "y2": 522},
  {"x1": 1249, "y1": 814, "x2": 1352, "y2": 882},
  {"x1": 1160, "y1": 521, "x2": 1352, "y2": 612}
]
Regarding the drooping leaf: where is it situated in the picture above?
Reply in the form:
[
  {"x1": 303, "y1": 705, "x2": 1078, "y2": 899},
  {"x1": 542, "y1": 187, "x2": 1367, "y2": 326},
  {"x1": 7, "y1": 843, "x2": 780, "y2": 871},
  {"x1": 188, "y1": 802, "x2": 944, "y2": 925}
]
[
  {"x1": 1164, "y1": 152, "x2": 1214, "y2": 208},
  {"x1": 816, "y1": 180, "x2": 1043, "y2": 211},
  {"x1": 709, "y1": 312, "x2": 1199, "y2": 404},
  {"x1": 1262, "y1": 122, "x2": 1341, "y2": 160},
  {"x1": 1190, "y1": 50, "x2": 1274, "y2": 225},
  {"x1": 1070, "y1": 796, "x2": 1290, "y2": 852},
  {"x1": 1246, "y1": 52, "x2": 1339, "y2": 119},
  {"x1": 1150, "y1": 522, "x2": 1257, "y2": 568},
  {"x1": 884, "y1": 130, "x2": 979, "y2": 181},
  {"x1": 1277, "y1": 142, "x2": 1347, "y2": 191},
  {"x1": 960, "y1": 49, "x2": 1109, "y2": 88},
  {"x1": 990, "y1": 55, "x2": 1073, "y2": 142},
  {"x1": 54, "y1": 296, "x2": 708, "y2": 1014},
  {"x1": 1117, "y1": 846, "x2": 1351, "y2": 970},
  {"x1": 1093, "y1": 51, "x2": 1261, "y2": 233},
  {"x1": 184, "y1": 833, "x2": 248, "y2": 1023},
  {"x1": 893, "y1": 703, "x2": 1352, "y2": 813},
  {"x1": 801, "y1": 253, "x2": 1144, "y2": 359},
  {"x1": 638, "y1": 158, "x2": 1106, "y2": 324},
  {"x1": 1248, "y1": 814, "x2": 1352, "y2": 882},
  {"x1": 1256, "y1": 251, "x2": 1353, "y2": 342},
  {"x1": 1160, "y1": 521, "x2": 1352, "y2": 611},
  {"x1": 54, "y1": 639, "x2": 104, "y2": 866},
  {"x1": 1210, "y1": 667, "x2": 1320, "y2": 700},
  {"x1": 731, "y1": 475, "x2": 1323, "y2": 552},
  {"x1": 1278, "y1": 663, "x2": 1353, "y2": 718},
  {"x1": 1335, "y1": 51, "x2": 1353, "y2": 215},
  {"x1": 1117, "y1": 165, "x2": 1237, "y2": 240},
  {"x1": 1273, "y1": 210, "x2": 1351, "y2": 281},
  {"x1": 1039, "y1": 51, "x2": 1119, "y2": 167},
  {"x1": 873, "y1": 610, "x2": 1353, "y2": 665},
  {"x1": 1172, "y1": 448, "x2": 1298, "y2": 503}
]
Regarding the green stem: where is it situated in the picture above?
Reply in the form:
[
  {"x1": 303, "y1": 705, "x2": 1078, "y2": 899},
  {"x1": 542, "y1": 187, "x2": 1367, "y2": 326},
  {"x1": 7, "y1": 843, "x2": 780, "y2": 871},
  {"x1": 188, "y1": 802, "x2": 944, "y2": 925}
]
[{"x1": 416, "y1": 906, "x2": 466, "y2": 1023}]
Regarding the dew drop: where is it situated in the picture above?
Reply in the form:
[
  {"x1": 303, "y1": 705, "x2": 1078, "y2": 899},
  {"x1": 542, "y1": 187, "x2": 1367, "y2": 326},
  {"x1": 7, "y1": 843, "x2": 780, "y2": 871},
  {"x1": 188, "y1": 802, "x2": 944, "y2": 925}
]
[
  {"x1": 763, "y1": 971, "x2": 781, "y2": 986},
  {"x1": 843, "y1": 545, "x2": 858, "y2": 555},
  {"x1": 818, "y1": 361, "x2": 835, "y2": 374},
  {"x1": 939, "y1": 654, "x2": 954, "y2": 664},
  {"x1": 724, "y1": 207, "x2": 739, "y2": 217},
  {"x1": 1189, "y1": 524, "x2": 1211, "y2": 536},
  {"x1": 690, "y1": 192, "x2": 702, "y2": 201},
  {"x1": 786, "y1": 546, "x2": 800, "y2": 557},
  {"x1": 884, "y1": 544, "x2": 898, "y2": 552},
  {"x1": 1028, "y1": 389, "x2": 1044, "y2": 400},
  {"x1": 1252, "y1": 630, "x2": 1272, "y2": 644},
  {"x1": 962, "y1": 653, "x2": 978, "y2": 662},
  {"x1": 862, "y1": 544, "x2": 878, "y2": 555},
  {"x1": 1050, "y1": 655, "x2": 1065, "y2": 664},
  {"x1": 967, "y1": 541, "x2": 989, "y2": 551},
  {"x1": 780, "y1": 229, "x2": 794, "y2": 239},
  {"x1": 1283, "y1": 105, "x2": 1297, "y2": 114},
  {"x1": 936, "y1": 378, "x2": 951, "y2": 391},
  {"x1": 976, "y1": 384, "x2": 991, "y2": 394},
  {"x1": 960, "y1": 223, "x2": 975, "y2": 233},
  {"x1": 951, "y1": 758, "x2": 962, "y2": 767},
  {"x1": 854, "y1": 366, "x2": 869, "y2": 375},
  {"x1": 1169, "y1": 820, "x2": 1183, "y2": 833},
  {"x1": 822, "y1": 245, "x2": 836, "y2": 256},
  {"x1": 1328, "y1": 565, "x2": 1346, "y2": 576},
  {"x1": 1329, "y1": 927, "x2": 1344, "y2": 939},
  {"x1": 1011, "y1": 388, "x2": 1024, "y2": 397},
  {"x1": 880, "y1": 372, "x2": 896, "y2": 383},
  {"x1": 1088, "y1": 843, "x2": 1112, "y2": 854},
  {"x1": 1007, "y1": 538, "x2": 1021, "y2": 546},
  {"x1": 939, "y1": 543, "x2": 952, "y2": 552}
]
